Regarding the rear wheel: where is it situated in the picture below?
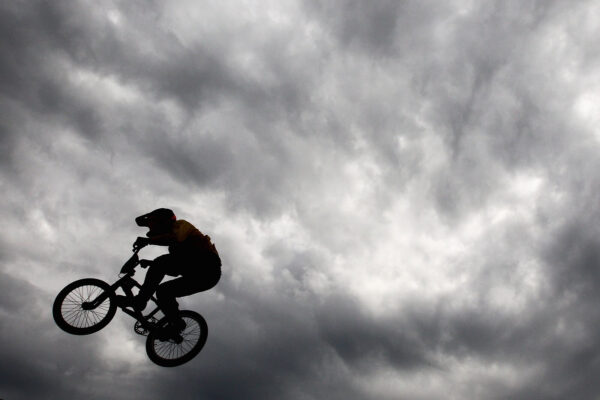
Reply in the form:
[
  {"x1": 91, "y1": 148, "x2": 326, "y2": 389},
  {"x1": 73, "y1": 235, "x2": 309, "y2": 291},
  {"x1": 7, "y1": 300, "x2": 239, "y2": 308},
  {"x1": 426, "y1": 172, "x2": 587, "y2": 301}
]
[
  {"x1": 53, "y1": 278, "x2": 117, "y2": 335},
  {"x1": 146, "y1": 310, "x2": 208, "y2": 367}
]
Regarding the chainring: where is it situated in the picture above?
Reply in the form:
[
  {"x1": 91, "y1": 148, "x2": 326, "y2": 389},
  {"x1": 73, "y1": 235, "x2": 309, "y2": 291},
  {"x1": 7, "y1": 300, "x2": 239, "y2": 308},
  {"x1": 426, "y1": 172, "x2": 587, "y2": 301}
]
[{"x1": 134, "y1": 317, "x2": 158, "y2": 336}]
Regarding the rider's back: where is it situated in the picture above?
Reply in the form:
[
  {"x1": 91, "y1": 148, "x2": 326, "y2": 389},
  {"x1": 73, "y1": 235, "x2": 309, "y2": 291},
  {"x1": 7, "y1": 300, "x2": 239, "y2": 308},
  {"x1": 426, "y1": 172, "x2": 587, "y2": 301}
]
[{"x1": 169, "y1": 219, "x2": 219, "y2": 257}]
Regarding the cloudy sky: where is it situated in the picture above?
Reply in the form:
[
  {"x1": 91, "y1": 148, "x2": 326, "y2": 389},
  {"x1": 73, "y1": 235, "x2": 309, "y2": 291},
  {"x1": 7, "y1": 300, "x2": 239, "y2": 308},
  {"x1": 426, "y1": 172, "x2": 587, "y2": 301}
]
[{"x1": 2, "y1": 0, "x2": 600, "y2": 399}]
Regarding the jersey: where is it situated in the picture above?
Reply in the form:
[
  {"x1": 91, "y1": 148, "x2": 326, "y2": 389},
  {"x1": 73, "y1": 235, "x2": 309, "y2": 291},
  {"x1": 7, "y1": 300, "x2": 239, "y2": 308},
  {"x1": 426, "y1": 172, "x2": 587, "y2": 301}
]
[{"x1": 169, "y1": 219, "x2": 219, "y2": 257}]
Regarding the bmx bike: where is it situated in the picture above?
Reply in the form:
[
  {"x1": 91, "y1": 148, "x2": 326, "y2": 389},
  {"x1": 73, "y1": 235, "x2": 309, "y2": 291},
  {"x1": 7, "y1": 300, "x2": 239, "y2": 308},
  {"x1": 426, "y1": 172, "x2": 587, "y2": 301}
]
[{"x1": 52, "y1": 244, "x2": 208, "y2": 367}]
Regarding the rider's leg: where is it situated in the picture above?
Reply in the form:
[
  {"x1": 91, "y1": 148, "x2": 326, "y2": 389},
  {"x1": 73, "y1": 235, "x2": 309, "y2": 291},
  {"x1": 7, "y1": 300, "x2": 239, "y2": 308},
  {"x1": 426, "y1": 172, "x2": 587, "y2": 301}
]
[
  {"x1": 134, "y1": 254, "x2": 178, "y2": 309},
  {"x1": 155, "y1": 263, "x2": 221, "y2": 325}
]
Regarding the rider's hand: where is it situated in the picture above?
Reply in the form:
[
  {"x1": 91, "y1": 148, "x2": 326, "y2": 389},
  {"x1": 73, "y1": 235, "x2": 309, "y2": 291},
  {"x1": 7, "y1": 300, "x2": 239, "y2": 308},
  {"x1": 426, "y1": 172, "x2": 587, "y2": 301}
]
[{"x1": 134, "y1": 236, "x2": 150, "y2": 249}]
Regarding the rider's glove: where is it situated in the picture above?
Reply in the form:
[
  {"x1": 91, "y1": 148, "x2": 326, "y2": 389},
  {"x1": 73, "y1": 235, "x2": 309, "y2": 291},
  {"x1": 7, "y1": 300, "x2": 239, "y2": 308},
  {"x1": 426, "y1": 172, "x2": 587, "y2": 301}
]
[{"x1": 134, "y1": 236, "x2": 150, "y2": 249}]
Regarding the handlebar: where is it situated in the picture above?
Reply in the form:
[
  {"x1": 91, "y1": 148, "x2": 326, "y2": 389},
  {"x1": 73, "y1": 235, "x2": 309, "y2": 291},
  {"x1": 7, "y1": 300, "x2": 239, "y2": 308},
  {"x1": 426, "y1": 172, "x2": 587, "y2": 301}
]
[
  {"x1": 120, "y1": 252, "x2": 139, "y2": 275},
  {"x1": 119, "y1": 243, "x2": 153, "y2": 276},
  {"x1": 132, "y1": 244, "x2": 143, "y2": 253}
]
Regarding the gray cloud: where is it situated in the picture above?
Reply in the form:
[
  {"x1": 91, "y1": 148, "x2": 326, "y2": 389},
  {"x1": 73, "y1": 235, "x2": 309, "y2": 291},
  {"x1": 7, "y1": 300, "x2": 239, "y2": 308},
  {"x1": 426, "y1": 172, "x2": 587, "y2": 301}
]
[{"x1": 2, "y1": 0, "x2": 600, "y2": 399}]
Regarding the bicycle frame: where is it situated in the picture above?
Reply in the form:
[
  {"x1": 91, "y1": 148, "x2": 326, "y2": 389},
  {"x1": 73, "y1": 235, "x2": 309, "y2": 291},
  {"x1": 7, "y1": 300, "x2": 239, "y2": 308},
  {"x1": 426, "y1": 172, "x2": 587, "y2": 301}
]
[
  {"x1": 54, "y1": 243, "x2": 209, "y2": 367},
  {"x1": 83, "y1": 248, "x2": 164, "y2": 332}
]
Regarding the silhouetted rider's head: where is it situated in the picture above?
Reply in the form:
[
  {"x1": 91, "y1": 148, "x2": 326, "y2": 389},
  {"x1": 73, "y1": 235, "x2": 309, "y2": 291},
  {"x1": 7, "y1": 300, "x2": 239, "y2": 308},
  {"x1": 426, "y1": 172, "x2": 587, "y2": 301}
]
[{"x1": 135, "y1": 208, "x2": 176, "y2": 235}]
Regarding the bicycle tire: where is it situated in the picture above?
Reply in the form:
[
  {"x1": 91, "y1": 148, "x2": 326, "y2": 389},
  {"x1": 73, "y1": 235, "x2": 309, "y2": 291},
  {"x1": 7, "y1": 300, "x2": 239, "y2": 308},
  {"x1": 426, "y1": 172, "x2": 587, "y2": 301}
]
[
  {"x1": 53, "y1": 278, "x2": 117, "y2": 335},
  {"x1": 146, "y1": 310, "x2": 208, "y2": 367}
]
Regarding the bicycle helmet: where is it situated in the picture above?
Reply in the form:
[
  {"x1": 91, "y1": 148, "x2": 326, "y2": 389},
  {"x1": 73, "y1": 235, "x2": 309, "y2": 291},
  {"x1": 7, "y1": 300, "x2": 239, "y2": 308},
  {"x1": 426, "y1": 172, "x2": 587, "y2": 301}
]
[{"x1": 135, "y1": 208, "x2": 176, "y2": 227}]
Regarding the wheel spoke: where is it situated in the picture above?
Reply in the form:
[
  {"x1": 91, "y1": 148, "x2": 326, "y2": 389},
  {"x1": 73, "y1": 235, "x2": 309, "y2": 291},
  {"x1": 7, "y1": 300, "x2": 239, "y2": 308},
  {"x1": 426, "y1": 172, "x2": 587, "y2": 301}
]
[
  {"x1": 58, "y1": 282, "x2": 112, "y2": 329},
  {"x1": 150, "y1": 316, "x2": 205, "y2": 363}
]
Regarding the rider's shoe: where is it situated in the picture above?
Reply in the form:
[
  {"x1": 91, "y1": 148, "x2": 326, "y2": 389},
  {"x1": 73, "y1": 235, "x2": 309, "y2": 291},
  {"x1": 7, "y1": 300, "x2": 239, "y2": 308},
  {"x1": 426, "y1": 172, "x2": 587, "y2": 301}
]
[
  {"x1": 171, "y1": 317, "x2": 186, "y2": 332},
  {"x1": 157, "y1": 317, "x2": 186, "y2": 341}
]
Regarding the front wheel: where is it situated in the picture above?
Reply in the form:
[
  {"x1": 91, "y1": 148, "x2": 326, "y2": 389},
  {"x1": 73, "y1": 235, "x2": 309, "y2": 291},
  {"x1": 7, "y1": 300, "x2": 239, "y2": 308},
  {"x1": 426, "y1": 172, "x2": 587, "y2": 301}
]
[
  {"x1": 53, "y1": 278, "x2": 117, "y2": 335},
  {"x1": 146, "y1": 310, "x2": 208, "y2": 367}
]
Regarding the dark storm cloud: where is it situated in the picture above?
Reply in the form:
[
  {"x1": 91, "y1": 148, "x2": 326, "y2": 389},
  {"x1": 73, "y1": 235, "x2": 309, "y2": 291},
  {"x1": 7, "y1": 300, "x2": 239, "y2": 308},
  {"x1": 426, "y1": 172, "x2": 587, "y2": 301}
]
[
  {"x1": 523, "y1": 192, "x2": 600, "y2": 397},
  {"x1": 0, "y1": 272, "x2": 124, "y2": 400},
  {"x1": 304, "y1": 0, "x2": 449, "y2": 56},
  {"x1": 302, "y1": 1, "x2": 574, "y2": 220},
  {"x1": 0, "y1": 0, "x2": 324, "y2": 217},
  {"x1": 2, "y1": 0, "x2": 600, "y2": 399},
  {"x1": 32, "y1": 0, "x2": 234, "y2": 112},
  {"x1": 0, "y1": 2, "x2": 103, "y2": 140},
  {"x1": 316, "y1": 293, "x2": 433, "y2": 371}
]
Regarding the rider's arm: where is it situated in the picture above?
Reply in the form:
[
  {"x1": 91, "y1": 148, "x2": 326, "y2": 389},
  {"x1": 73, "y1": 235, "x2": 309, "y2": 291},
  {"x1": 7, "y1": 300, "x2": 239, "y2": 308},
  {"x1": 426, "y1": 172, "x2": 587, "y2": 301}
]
[
  {"x1": 140, "y1": 221, "x2": 195, "y2": 247},
  {"x1": 146, "y1": 232, "x2": 177, "y2": 246}
]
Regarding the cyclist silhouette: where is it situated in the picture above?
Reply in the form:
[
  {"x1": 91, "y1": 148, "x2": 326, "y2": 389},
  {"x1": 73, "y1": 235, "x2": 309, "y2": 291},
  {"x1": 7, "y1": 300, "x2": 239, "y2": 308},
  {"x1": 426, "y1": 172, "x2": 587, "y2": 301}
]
[{"x1": 117, "y1": 208, "x2": 221, "y2": 332}]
